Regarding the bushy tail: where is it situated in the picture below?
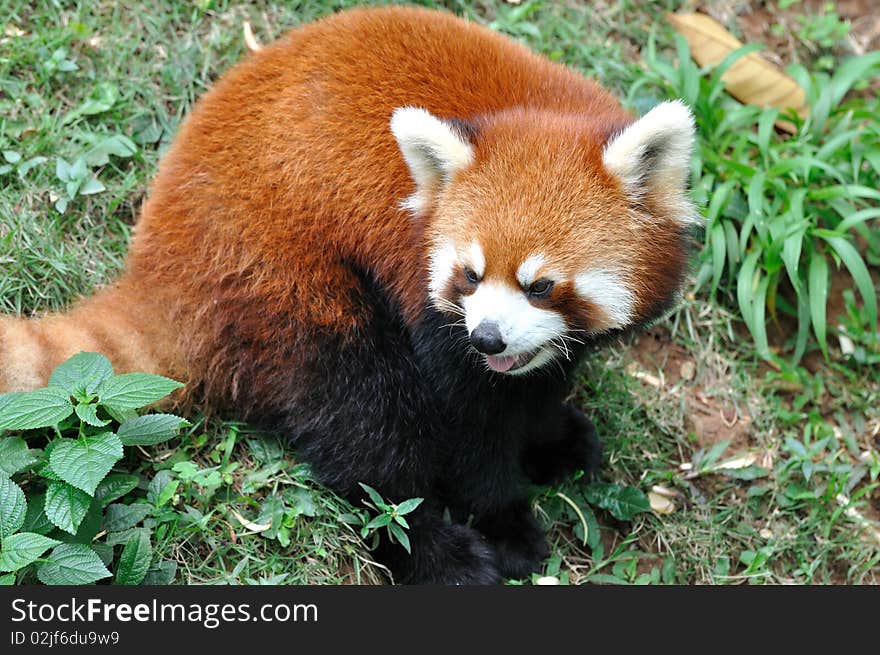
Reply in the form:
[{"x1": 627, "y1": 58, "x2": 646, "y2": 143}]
[{"x1": 0, "y1": 279, "x2": 183, "y2": 393}]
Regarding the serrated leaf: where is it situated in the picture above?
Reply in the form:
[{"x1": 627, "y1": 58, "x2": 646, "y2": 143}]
[
  {"x1": 21, "y1": 494, "x2": 53, "y2": 536},
  {"x1": 0, "y1": 477, "x2": 26, "y2": 538},
  {"x1": 94, "y1": 474, "x2": 139, "y2": 507},
  {"x1": 49, "y1": 432, "x2": 123, "y2": 495},
  {"x1": 0, "y1": 533, "x2": 62, "y2": 572},
  {"x1": 114, "y1": 529, "x2": 151, "y2": 585},
  {"x1": 0, "y1": 437, "x2": 40, "y2": 476},
  {"x1": 75, "y1": 402, "x2": 110, "y2": 427},
  {"x1": 0, "y1": 387, "x2": 73, "y2": 431},
  {"x1": 143, "y1": 560, "x2": 177, "y2": 585},
  {"x1": 37, "y1": 544, "x2": 111, "y2": 585},
  {"x1": 97, "y1": 373, "x2": 184, "y2": 411},
  {"x1": 0, "y1": 573, "x2": 13, "y2": 585},
  {"x1": 104, "y1": 503, "x2": 151, "y2": 532},
  {"x1": 49, "y1": 351, "x2": 114, "y2": 397},
  {"x1": 147, "y1": 470, "x2": 175, "y2": 507},
  {"x1": 583, "y1": 483, "x2": 651, "y2": 521},
  {"x1": 117, "y1": 414, "x2": 189, "y2": 446},
  {"x1": 44, "y1": 481, "x2": 91, "y2": 535}
]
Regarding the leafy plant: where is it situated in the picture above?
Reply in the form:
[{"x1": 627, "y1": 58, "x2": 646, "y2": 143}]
[
  {"x1": 357, "y1": 483, "x2": 423, "y2": 554},
  {"x1": 0, "y1": 352, "x2": 188, "y2": 585},
  {"x1": 53, "y1": 157, "x2": 106, "y2": 213},
  {"x1": 634, "y1": 34, "x2": 880, "y2": 364},
  {"x1": 0, "y1": 150, "x2": 48, "y2": 180}
]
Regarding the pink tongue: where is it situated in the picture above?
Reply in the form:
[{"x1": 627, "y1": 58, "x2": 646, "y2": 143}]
[{"x1": 486, "y1": 355, "x2": 517, "y2": 372}]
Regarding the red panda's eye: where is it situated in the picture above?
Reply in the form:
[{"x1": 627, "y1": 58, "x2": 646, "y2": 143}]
[
  {"x1": 528, "y1": 279, "x2": 554, "y2": 297},
  {"x1": 463, "y1": 267, "x2": 480, "y2": 284}
]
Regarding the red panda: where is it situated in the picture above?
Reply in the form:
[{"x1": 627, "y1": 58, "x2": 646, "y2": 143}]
[{"x1": 0, "y1": 6, "x2": 697, "y2": 583}]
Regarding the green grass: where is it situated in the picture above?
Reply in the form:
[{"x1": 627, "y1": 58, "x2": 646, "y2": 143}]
[{"x1": 2, "y1": 0, "x2": 879, "y2": 584}]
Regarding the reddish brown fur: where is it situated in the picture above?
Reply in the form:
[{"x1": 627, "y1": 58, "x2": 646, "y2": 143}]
[{"x1": 1, "y1": 7, "x2": 682, "y2": 408}]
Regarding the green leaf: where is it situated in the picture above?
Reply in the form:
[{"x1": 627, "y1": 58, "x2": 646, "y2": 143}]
[
  {"x1": 114, "y1": 529, "x2": 151, "y2": 585},
  {"x1": 0, "y1": 387, "x2": 73, "y2": 431},
  {"x1": 49, "y1": 432, "x2": 123, "y2": 495},
  {"x1": 21, "y1": 494, "x2": 53, "y2": 536},
  {"x1": 808, "y1": 252, "x2": 829, "y2": 359},
  {"x1": 104, "y1": 503, "x2": 151, "y2": 532},
  {"x1": 97, "y1": 373, "x2": 184, "y2": 411},
  {"x1": 358, "y1": 483, "x2": 386, "y2": 508},
  {"x1": 49, "y1": 352, "x2": 114, "y2": 397},
  {"x1": 829, "y1": 51, "x2": 880, "y2": 107},
  {"x1": 75, "y1": 402, "x2": 110, "y2": 427},
  {"x1": 44, "y1": 481, "x2": 91, "y2": 535},
  {"x1": 583, "y1": 483, "x2": 651, "y2": 521},
  {"x1": 365, "y1": 513, "x2": 392, "y2": 530},
  {"x1": 387, "y1": 522, "x2": 411, "y2": 554},
  {"x1": 0, "y1": 477, "x2": 26, "y2": 538},
  {"x1": 715, "y1": 466, "x2": 770, "y2": 481},
  {"x1": 143, "y1": 560, "x2": 177, "y2": 585},
  {"x1": 63, "y1": 81, "x2": 118, "y2": 124},
  {"x1": 821, "y1": 235, "x2": 878, "y2": 335},
  {"x1": 0, "y1": 437, "x2": 40, "y2": 476},
  {"x1": 0, "y1": 573, "x2": 14, "y2": 585},
  {"x1": 0, "y1": 533, "x2": 62, "y2": 572},
  {"x1": 36, "y1": 544, "x2": 111, "y2": 585},
  {"x1": 55, "y1": 157, "x2": 71, "y2": 181},
  {"x1": 79, "y1": 177, "x2": 105, "y2": 195},
  {"x1": 394, "y1": 498, "x2": 424, "y2": 515},
  {"x1": 94, "y1": 474, "x2": 139, "y2": 507},
  {"x1": 117, "y1": 414, "x2": 189, "y2": 446},
  {"x1": 710, "y1": 221, "x2": 727, "y2": 293},
  {"x1": 147, "y1": 472, "x2": 178, "y2": 509}
]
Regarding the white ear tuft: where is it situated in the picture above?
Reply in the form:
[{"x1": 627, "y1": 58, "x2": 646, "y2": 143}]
[
  {"x1": 390, "y1": 107, "x2": 474, "y2": 214},
  {"x1": 603, "y1": 100, "x2": 697, "y2": 223}
]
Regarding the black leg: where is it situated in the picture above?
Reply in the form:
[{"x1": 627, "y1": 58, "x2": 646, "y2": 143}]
[
  {"x1": 376, "y1": 510, "x2": 501, "y2": 585},
  {"x1": 522, "y1": 404, "x2": 602, "y2": 486},
  {"x1": 475, "y1": 501, "x2": 549, "y2": 580}
]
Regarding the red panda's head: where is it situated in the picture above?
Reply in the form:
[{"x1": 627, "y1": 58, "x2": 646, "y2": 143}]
[{"x1": 390, "y1": 102, "x2": 698, "y2": 375}]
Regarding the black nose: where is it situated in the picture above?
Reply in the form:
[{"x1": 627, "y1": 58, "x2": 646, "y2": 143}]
[{"x1": 470, "y1": 321, "x2": 506, "y2": 355}]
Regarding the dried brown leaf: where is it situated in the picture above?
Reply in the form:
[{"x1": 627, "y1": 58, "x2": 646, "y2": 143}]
[{"x1": 667, "y1": 12, "x2": 808, "y2": 133}]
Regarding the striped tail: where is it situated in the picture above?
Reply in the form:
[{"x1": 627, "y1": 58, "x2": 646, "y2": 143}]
[{"x1": 0, "y1": 280, "x2": 183, "y2": 393}]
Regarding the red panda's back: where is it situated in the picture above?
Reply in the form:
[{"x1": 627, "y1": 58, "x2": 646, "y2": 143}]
[
  {"x1": 119, "y1": 6, "x2": 631, "y2": 407},
  {"x1": 130, "y1": 7, "x2": 629, "y2": 319}
]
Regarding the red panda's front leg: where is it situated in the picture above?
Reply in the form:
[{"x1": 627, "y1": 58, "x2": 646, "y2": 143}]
[{"x1": 521, "y1": 404, "x2": 603, "y2": 486}]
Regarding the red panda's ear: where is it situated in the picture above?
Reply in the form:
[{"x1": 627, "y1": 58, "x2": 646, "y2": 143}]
[
  {"x1": 390, "y1": 107, "x2": 475, "y2": 214},
  {"x1": 602, "y1": 100, "x2": 698, "y2": 225}
]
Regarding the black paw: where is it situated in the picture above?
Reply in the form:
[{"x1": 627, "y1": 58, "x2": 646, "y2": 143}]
[
  {"x1": 477, "y1": 503, "x2": 549, "y2": 580},
  {"x1": 523, "y1": 406, "x2": 602, "y2": 486},
  {"x1": 382, "y1": 522, "x2": 501, "y2": 585}
]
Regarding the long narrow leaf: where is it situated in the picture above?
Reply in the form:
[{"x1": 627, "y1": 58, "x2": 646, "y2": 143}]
[{"x1": 807, "y1": 251, "x2": 829, "y2": 359}]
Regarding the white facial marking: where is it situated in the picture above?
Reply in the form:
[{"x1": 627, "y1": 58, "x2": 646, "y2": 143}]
[
  {"x1": 428, "y1": 238, "x2": 458, "y2": 300},
  {"x1": 603, "y1": 99, "x2": 698, "y2": 225},
  {"x1": 390, "y1": 107, "x2": 474, "y2": 215},
  {"x1": 462, "y1": 282, "x2": 567, "y2": 357},
  {"x1": 516, "y1": 253, "x2": 547, "y2": 288},
  {"x1": 468, "y1": 241, "x2": 485, "y2": 278},
  {"x1": 574, "y1": 269, "x2": 635, "y2": 330}
]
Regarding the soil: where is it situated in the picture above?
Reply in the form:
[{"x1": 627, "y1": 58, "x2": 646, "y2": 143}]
[{"x1": 627, "y1": 326, "x2": 753, "y2": 451}]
